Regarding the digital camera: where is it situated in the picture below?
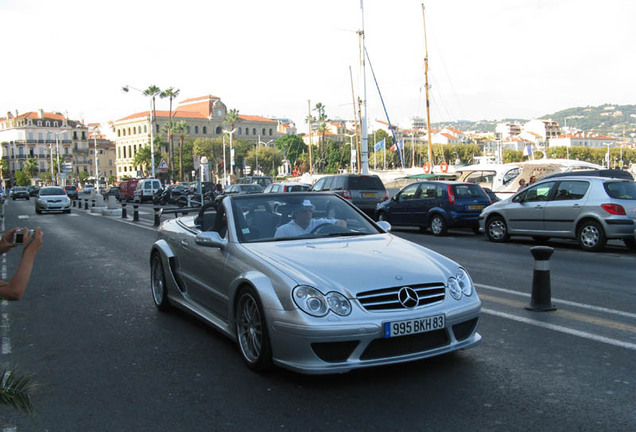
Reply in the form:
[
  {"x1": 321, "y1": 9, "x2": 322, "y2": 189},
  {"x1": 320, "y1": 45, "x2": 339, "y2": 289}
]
[{"x1": 13, "y1": 229, "x2": 35, "y2": 244}]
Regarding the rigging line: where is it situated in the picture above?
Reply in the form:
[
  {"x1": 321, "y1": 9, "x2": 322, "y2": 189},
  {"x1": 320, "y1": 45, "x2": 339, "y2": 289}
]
[{"x1": 363, "y1": 46, "x2": 405, "y2": 170}]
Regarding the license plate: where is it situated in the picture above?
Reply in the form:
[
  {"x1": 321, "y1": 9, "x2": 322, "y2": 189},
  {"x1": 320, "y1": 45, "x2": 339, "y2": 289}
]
[
  {"x1": 384, "y1": 314, "x2": 445, "y2": 338},
  {"x1": 363, "y1": 192, "x2": 376, "y2": 198},
  {"x1": 468, "y1": 205, "x2": 484, "y2": 210}
]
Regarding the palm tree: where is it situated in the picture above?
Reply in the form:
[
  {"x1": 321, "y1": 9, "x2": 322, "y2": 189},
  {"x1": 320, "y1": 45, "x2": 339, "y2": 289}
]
[
  {"x1": 224, "y1": 109, "x2": 240, "y2": 176},
  {"x1": 143, "y1": 85, "x2": 161, "y2": 175},
  {"x1": 173, "y1": 120, "x2": 190, "y2": 180},
  {"x1": 0, "y1": 368, "x2": 39, "y2": 414},
  {"x1": 160, "y1": 87, "x2": 180, "y2": 175},
  {"x1": 314, "y1": 103, "x2": 328, "y2": 172},
  {"x1": 23, "y1": 157, "x2": 39, "y2": 179}
]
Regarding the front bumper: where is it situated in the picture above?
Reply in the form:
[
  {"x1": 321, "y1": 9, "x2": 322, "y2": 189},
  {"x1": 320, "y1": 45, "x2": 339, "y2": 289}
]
[{"x1": 268, "y1": 302, "x2": 481, "y2": 374}]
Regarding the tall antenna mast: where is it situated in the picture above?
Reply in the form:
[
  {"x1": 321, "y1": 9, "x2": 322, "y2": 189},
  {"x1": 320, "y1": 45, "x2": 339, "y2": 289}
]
[
  {"x1": 360, "y1": 0, "x2": 369, "y2": 174},
  {"x1": 422, "y1": 4, "x2": 434, "y2": 172}
]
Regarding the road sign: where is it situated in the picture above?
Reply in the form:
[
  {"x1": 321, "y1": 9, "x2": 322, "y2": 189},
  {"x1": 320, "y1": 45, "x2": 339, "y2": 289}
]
[
  {"x1": 158, "y1": 159, "x2": 169, "y2": 173},
  {"x1": 62, "y1": 162, "x2": 72, "y2": 173}
]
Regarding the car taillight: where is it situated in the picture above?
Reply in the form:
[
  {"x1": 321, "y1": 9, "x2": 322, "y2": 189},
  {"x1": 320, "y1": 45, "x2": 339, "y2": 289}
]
[
  {"x1": 601, "y1": 204, "x2": 626, "y2": 215},
  {"x1": 447, "y1": 185, "x2": 456, "y2": 205},
  {"x1": 342, "y1": 190, "x2": 352, "y2": 199},
  {"x1": 382, "y1": 190, "x2": 389, "y2": 201}
]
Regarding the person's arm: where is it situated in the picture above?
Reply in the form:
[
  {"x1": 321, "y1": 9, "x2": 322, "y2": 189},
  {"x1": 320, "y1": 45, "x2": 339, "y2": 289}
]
[{"x1": 0, "y1": 227, "x2": 43, "y2": 301}]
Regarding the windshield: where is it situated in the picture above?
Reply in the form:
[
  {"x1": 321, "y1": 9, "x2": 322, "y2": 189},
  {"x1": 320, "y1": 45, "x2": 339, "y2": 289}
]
[
  {"x1": 40, "y1": 187, "x2": 66, "y2": 196},
  {"x1": 230, "y1": 193, "x2": 382, "y2": 243}
]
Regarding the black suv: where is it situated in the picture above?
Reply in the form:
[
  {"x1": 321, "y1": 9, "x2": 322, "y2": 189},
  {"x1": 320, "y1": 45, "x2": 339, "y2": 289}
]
[
  {"x1": 64, "y1": 185, "x2": 79, "y2": 200},
  {"x1": 310, "y1": 174, "x2": 388, "y2": 217}
]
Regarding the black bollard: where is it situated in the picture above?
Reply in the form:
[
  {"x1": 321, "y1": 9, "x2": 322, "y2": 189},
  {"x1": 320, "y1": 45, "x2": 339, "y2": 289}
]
[
  {"x1": 91, "y1": 199, "x2": 95, "y2": 208},
  {"x1": 154, "y1": 207, "x2": 161, "y2": 227},
  {"x1": 121, "y1": 202, "x2": 127, "y2": 219},
  {"x1": 133, "y1": 204, "x2": 139, "y2": 222},
  {"x1": 84, "y1": 199, "x2": 88, "y2": 210},
  {"x1": 72, "y1": 199, "x2": 76, "y2": 208},
  {"x1": 526, "y1": 246, "x2": 557, "y2": 312}
]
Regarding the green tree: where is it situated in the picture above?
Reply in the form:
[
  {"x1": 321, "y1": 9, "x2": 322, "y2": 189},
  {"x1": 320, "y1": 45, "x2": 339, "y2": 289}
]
[
  {"x1": 173, "y1": 120, "x2": 190, "y2": 180},
  {"x1": 274, "y1": 134, "x2": 307, "y2": 169},
  {"x1": 0, "y1": 368, "x2": 39, "y2": 415},
  {"x1": 23, "y1": 158, "x2": 38, "y2": 179},
  {"x1": 314, "y1": 102, "x2": 328, "y2": 172},
  {"x1": 14, "y1": 171, "x2": 30, "y2": 186}
]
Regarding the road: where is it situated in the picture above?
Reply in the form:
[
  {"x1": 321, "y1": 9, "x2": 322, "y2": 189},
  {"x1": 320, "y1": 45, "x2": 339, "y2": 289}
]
[{"x1": 0, "y1": 198, "x2": 634, "y2": 431}]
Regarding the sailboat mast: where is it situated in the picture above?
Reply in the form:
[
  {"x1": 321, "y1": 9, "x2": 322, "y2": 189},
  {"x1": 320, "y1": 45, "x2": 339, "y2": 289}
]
[
  {"x1": 422, "y1": 4, "x2": 434, "y2": 171},
  {"x1": 360, "y1": 0, "x2": 369, "y2": 174}
]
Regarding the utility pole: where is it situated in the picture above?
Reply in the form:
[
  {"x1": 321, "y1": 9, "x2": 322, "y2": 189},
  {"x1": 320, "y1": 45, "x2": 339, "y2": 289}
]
[{"x1": 307, "y1": 100, "x2": 313, "y2": 174}]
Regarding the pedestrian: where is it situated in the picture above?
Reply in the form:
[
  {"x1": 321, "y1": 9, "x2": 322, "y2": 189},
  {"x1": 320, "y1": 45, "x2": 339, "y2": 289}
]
[
  {"x1": 517, "y1": 178, "x2": 527, "y2": 191},
  {"x1": 529, "y1": 175, "x2": 537, "y2": 185},
  {"x1": 0, "y1": 227, "x2": 43, "y2": 300}
]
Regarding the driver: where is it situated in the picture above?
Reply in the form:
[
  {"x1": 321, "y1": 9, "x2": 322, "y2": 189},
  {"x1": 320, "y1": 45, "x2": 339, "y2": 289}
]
[{"x1": 274, "y1": 199, "x2": 346, "y2": 238}]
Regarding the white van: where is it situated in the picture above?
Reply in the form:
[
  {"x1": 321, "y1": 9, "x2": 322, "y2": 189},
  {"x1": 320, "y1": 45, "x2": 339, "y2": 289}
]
[{"x1": 133, "y1": 178, "x2": 162, "y2": 203}]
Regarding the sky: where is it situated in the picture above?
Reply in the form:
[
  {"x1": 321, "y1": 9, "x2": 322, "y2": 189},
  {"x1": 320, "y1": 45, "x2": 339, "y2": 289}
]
[{"x1": 1, "y1": 0, "x2": 634, "y2": 137}]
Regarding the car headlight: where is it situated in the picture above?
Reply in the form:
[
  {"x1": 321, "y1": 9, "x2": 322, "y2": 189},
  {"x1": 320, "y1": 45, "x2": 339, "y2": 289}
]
[
  {"x1": 456, "y1": 267, "x2": 473, "y2": 296},
  {"x1": 293, "y1": 286, "x2": 352, "y2": 317},
  {"x1": 447, "y1": 267, "x2": 474, "y2": 300}
]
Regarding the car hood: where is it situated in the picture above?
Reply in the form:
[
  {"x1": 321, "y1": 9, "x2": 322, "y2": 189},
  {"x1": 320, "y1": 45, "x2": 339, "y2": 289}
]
[{"x1": 244, "y1": 234, "x2": 456, "y2": 296}]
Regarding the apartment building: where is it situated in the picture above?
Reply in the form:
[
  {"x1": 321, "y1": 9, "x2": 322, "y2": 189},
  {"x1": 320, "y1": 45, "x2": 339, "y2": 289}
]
[
  {"x1": 111, "y1": 95, "x2": 282, "y2": 180},
  {"x1": 0, "y1": 110, "x2": 95, "y2": 185}
]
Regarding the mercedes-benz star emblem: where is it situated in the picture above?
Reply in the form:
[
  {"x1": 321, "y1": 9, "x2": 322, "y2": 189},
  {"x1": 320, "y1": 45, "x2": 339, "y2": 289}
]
[{"x1": 398, "y1": 287, "x2": 418, "y2": 308}]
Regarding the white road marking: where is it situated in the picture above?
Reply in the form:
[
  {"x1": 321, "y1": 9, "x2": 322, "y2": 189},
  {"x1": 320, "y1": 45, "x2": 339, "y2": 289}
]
[
  {"x1": 482, "y1": 308, "x2": 636, "y2": 351},
  {"x1": 17, "y1": 215, "x2": 29, "y2": 219},
  {"x1": 476, "y1": 283, "x2": 636, "y2": 319}
]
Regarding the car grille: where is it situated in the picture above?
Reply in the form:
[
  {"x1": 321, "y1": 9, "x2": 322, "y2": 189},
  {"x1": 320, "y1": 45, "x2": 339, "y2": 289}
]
[
  {"x1": 356, "y1": 283, "x2": 446, "y2": 311},
  {"x1": 360, "y1": 329, "x2": 449, "y2": 360}
]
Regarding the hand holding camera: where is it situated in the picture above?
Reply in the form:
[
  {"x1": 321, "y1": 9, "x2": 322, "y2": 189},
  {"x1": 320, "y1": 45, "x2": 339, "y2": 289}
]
[{"x1": 13, "y1": 228, "x2": 35, "y2": 244}]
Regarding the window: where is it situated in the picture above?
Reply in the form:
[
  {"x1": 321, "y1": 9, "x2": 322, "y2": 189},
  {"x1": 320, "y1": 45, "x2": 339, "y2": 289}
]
[
  {"x1": 523, "y1": 182, "x2": 555, "y2": 202},
  {"x1": 399, "y1": 184, "x2": 418, "y2": 200},
  {"x1": 216, "y1": 126, "x2": 222, "y2": 134},
  {"x1": 194, "y1": 126, "x2": 199, "y2": 134},
  {"x1": 245, "y1": 128, "x2": 249, "y2": 136},
  {"x1": 203, "y1": 126, "x2": 207, "y2": 134},
  {"x1": 253, "y1": 128, "x2": 257, "y2": 135},
  {"x1": 420, "y1": 184, "x2": 437, "y2": 199},
  {"x1": 554, "y1": 181, "x2": 589, "y2": 201}
]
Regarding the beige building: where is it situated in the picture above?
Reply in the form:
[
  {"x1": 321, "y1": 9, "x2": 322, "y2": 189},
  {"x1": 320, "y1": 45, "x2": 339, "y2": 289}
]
[
  {"x1": 0, "y1": 110, "x2": 107, "y2": 185},
  {"x1": 111, "y1": 95, "x2": 284, "y2": 180}
]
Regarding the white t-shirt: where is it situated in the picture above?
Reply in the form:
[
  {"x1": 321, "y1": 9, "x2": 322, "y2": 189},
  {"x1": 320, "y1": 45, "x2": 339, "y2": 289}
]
[{"x1": 274, "y1": 218, "x2": 338, "y2": 238}]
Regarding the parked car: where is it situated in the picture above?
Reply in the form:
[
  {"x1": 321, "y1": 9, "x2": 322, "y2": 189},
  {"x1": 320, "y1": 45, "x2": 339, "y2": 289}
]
[
  {"x1": 63, "y1": 185, "x2": 78, "y2": 200},
  {"x1": 118, "y1": 179, "x2": 139, "y2": 202},
  {"x1": 27, "y1": 185, "x2": 40, "y2": 197},
  {"x1": 83, "y1": 183, "x2": 95, "y2": 194},
  {"x1": 480, "y1": 176, "x2": 636, "y2": 251},
  {"x1": 149, "y1": 192, "x2": 481, "y2": 374},
  {"x1": 10, "y1": 187, "x2": 30, "y2": 200},
  {"x1": 263, "y1": 182, "x2": 311, "y2": 193},
  {"x1": 310, "y1": 174, "x2": 389, "y2": 218},
  {"x1": 133, "y1": 178, "x2": 162, "y2": 203},
  {"x1": 376, "y1": 181, "x2": 492, "y2": 235},
  {"x1": 35, "y1": 186, "x2": 71, "y2": 214},
  {"x1": 238, "y1": 176, "x2": 273, "y2": 188},
  {"x1": 215, "y1": 183, "x2": 264, "y2": 204},
  {"x1": 101, "y1": 186, "x2": 120, "y2": 200}
]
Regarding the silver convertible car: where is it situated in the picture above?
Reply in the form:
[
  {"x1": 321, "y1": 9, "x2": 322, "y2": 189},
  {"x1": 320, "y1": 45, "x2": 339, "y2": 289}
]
[{"x1": 150, "y1": 192, "x2": 481, "y2": 374}]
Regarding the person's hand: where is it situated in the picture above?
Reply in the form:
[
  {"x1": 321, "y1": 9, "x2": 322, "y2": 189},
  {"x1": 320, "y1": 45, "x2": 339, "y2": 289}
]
[
  {"x1": 22, "y1": 227, "x2": 43, "y2": 256},
  {"x1": 0, "y1": 227, "x2": 24, "y2": 254}
]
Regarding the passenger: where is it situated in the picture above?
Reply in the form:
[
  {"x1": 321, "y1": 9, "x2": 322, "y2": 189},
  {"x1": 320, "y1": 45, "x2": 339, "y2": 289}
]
[
  {"x1": 274, "y1": 200, "x2": 346, "y2": 238},
  {"x1": 517, "y1": 178, "x2": 527, "y2": 191},
  {"x1": 529, "y1": 175, "x2": 537, "y2": 185}
]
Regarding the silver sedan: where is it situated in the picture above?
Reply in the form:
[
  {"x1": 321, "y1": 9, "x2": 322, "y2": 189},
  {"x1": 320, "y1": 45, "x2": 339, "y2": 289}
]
[
  {"x1": 150, "y1": 192, "x2": 481, "y2": 374},
  {"x1": 35, "y1": 186, "x2": 71, "y2": 214}
]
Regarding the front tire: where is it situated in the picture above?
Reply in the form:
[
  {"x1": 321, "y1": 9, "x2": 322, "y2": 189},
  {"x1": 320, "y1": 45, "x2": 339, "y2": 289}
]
[
  {"x1": 486, "y1": 215, "x2": 509, "y2": 242},
  {"x1": 577, "y1": 220, "x2": 606, "y2": 252},
  {"x1": 150, "y1": 253, "x2": 172, "y2": 311},
  {"x1": 430, "y1": 214, "x2": 447, "y2": 236},
  {"x1": 235, "y1": 287, "x2": 272, "y2": 372}
]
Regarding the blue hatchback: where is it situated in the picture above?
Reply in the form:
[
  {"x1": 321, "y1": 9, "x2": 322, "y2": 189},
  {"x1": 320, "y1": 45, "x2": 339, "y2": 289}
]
[{"x1": 376, "y1": 181, "x2": 492, "y2": 235}]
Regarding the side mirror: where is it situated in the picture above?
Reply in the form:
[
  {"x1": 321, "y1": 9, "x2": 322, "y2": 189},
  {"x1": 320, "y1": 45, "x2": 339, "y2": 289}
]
[
  {"x1": 195, "y1": 231, "x2": 228, "y2": 249},
  {"x1": 376, "y1": 220, "x2": 392, "y2": 232},
  {"x1": 392, "y1": 194, "x2": 399, "y2": 201},
  {"x1": 512, "y1": 194, "x2": 522, "y2": 203}
]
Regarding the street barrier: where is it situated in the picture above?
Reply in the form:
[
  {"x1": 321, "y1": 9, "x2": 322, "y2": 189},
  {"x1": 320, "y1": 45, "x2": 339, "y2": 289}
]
[
  {"x1": 133, "y1": 204, "x2": 139, "y2": 222},
  {"x1": 154, "y1": 207, "x2": 161, "y2": 227},
  {"x1": 121, "y1": 203, "x2": 127, "y2": 219},
  {"x1": 84, "y1": 199, "x2": 89, "y2": 210},
  {"x1": 526, "y1": 246, "x2": 557, "y2": 312}
]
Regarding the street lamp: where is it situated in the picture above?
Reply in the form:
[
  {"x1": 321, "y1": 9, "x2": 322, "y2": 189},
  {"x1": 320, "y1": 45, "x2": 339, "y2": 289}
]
[
  {"x1": 91, "y1": 128, "x2": 99, "y2": 191},
  {"x1": 122, "y1": 85, "x2": 158, "y2": 178},
  {"x1": 223, "y1": 128, "x2": 236, "y2": 178},
  {"x1": 345, "y1": 133, "x2": 356, "y2": 173}
]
